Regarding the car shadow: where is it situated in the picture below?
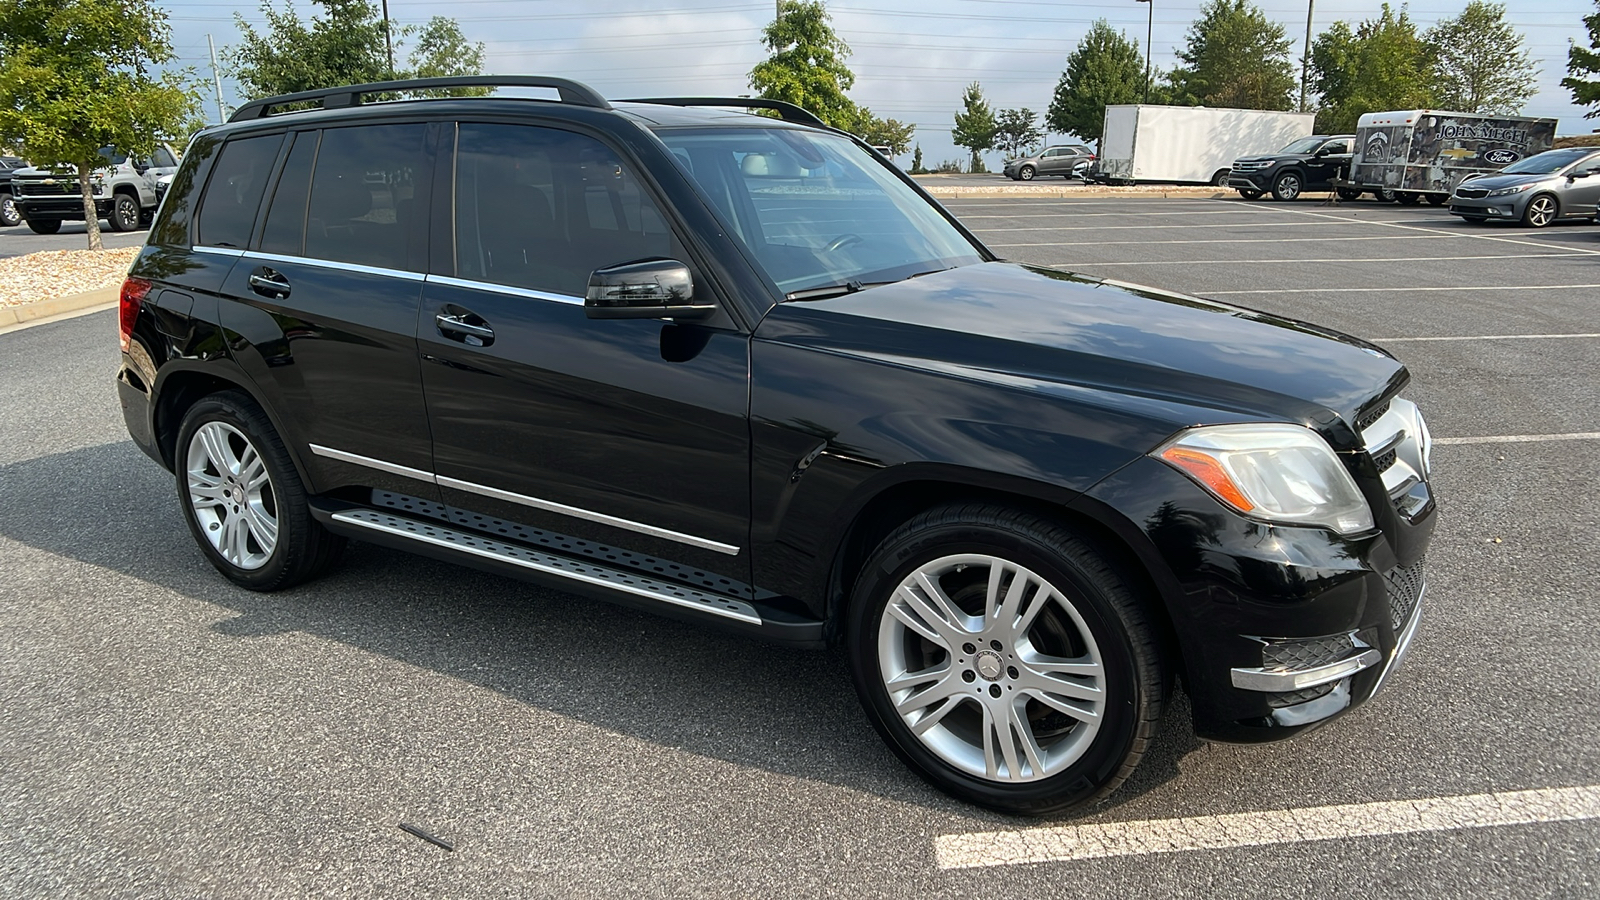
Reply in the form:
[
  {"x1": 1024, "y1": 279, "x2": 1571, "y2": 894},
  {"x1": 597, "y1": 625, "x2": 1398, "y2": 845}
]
[{"x1": 0, "y1": 439, "x2": 1203, "y2": 821}]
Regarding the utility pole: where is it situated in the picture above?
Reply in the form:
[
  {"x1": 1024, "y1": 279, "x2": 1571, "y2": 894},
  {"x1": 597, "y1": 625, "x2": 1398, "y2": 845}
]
[
  {"x1": 1300, "y1": 0, "x2": 1314, "y2": 111},
  {"x1": 382, "y1": 0, "x2": 395, "y2": 77},
  {"x1": 206, "y1": 34, "x2": 227, "y2": 123},
  {"x1": 1137, "y1": 0, "x2": 1153, "y2": 104}
]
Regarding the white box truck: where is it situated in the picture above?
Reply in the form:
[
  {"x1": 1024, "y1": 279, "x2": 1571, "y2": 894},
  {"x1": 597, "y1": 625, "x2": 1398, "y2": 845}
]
[
  {"x1": 1345, "y1": 109, "x2": 1557, "y2": 204},
  {"x1": 1093, "y1": 105, "x2": 1316, "y2": 185}
]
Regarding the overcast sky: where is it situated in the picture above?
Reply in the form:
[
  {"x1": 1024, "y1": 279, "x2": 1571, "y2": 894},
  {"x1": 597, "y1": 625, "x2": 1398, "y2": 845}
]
[{"x1": 161, "y1": 0, "x2": 1596, "y2": 164}]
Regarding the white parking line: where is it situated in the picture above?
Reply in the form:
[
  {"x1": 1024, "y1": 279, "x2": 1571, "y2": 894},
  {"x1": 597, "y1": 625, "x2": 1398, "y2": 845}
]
[
  {"x1": 1208, "y1": 284, "x2": 1600, "y2": 295},
  {"x1": 1374, "y1": 333, "x2": 1600, "y2": 342},
  {"x1": 992, "y1": 235, "x2": 1450, "y2": 248},
  {"x1": 987, "y1": 221, "x2": 1342, "y2": 232},
  {"x1": 933, "y1": 784, "x2": 1600, "y2": 870},
  {"x1": 1222, "y1": 200, "x2": 1600, "y2": 256},
  {"x1": 1436, "y1": 432, "x2": 1600, "y2": 445},
  {"x1": 960, "y1": 210, "x2": 1311, "y2": 219},
  {"x1": 1047, "y1": 253, "x2": 1589, "y2": 267}
]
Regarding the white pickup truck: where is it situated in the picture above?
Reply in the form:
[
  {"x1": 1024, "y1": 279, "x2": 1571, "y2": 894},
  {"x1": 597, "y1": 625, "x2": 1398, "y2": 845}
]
[{"x1": 11, "y1": 144, "x2": 180, "y2": 234}]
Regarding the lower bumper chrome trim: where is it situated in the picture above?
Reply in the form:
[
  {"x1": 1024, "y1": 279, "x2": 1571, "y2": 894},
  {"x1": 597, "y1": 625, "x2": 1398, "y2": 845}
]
[
  {"x1": 1372, "y1": 585, "x2": 1425, "y2": 695},
  {"x1": 1231, "y1": 647, "x2": 1383, "y2": 693}
]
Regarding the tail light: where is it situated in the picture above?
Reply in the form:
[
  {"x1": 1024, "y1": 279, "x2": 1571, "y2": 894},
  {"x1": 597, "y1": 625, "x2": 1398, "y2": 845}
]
[{"x1": 119, "y1": 277, "x2": 152, "y2": 353}]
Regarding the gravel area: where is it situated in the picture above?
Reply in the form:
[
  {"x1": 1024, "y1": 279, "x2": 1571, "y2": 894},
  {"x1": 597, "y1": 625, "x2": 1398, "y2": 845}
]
[{"x1": 0, "y1": 247, "x2": 139, "y2": 307}]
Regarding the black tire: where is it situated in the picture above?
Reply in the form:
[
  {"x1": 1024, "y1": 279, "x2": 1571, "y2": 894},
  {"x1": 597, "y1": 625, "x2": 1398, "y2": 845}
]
[
  {"x1": 106, "y1": 193, "x2": 140, "y2": 232},
  {"x1": 846, "y1": 503, "x2": 1167, "y2": 816},
  {"x1": 1336, "y1": 187, "x2": 1363, "y2": 201},
  {"x1": 1374, "y1": 187, "x2": 1397, "y2": 202},
  {"x1": 1271, "y1": 171, "x2": 1303, "y2": 201},
  {"x1": 1018, "y1": 165, "x2": 1035, "y2": 181},
  {"x1": 1460, "y1": 216, "x2": 1488, "y2": 225},
  {"x1": 1521, "y1": 193, "x2": 1558, "y2": 228},
  {"x1": 25, "y1": 217, "x2": 61, "y2": 234},
  {"x1": 1237, "y1": 189, "x2": 1263, "y2": 200},
  {"x1": 175, "y1": 391, "x2": 345, "y2": 591},
  {"x1": 0, "y1": 191, "x2": 19, "y2": 227},
  {"x1": 1210, "y1": 169, "x2": 1230, "y2": 186},
  {"x1": 1396, "y1": 192, "x2": 1422, "y2": 206},
  {"x1": 1425, "y1": 193, "x2": 1446, "y2": 206}
]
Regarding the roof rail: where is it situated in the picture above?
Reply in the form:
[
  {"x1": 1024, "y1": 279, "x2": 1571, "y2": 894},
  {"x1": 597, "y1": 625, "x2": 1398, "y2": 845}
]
[
  {"x1": 229, "y1": 76, "x2": 611, "y2": 123},
  {"x1": 620, "y1": 97, "x2": 826, "y2": 129}
]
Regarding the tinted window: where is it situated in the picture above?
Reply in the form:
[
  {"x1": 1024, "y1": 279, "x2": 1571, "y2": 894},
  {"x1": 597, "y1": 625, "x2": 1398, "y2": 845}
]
[
  {"x1": 455, "y1": 123, "x2": 676, "y2": 297},
  {"x1": 97, "y1": 146, "x2": 129, "y2": 166},
  {"x1": 260, "y1": 132, "x2": 317, "y2": 255},
  {"x1": 150, "y1": 133, "x2": 222, "y2": 247},
  {"x1": 196, "y1": 134, "x2": 283, "y2": 248},
  {"x1": 152, "y1": 146, "x2": 178, "y2": 168},
  {"x1": 1322, "y1": 140, "x2": 1350, "y2": 154},
  {"x1": 306, "y1": 124, "x2": 428, "y2": 271}
]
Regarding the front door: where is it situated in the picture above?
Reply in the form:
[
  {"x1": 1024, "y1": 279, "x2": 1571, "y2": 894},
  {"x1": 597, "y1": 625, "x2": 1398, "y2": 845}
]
[
  {"x1": 1555, "y1": 151, "x2": 1600, "y2": 217},
  {"x1": 417, "y1": 121, "x2": 752, "y2": 589},
  {"x1": 1305, "y1": 138, "x2": 1351, "y2": 190}
]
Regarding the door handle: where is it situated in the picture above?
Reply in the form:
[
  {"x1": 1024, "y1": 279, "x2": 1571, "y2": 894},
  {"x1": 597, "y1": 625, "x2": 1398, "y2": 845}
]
[
  {"x1": 435, "y1": 312, "x2": 495, "y2": 346},
  {"x1": 248, "y1": 267, "x2": 290, "y2": 299}
]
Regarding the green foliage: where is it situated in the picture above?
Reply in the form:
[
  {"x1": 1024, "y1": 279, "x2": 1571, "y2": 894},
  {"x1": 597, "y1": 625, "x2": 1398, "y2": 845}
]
[
  {"x1": 1046, "y1": 20, "x2": 1145, "y2": 142},
  {"x1": 1311, "y1": 4, "x2": 1434, "y2": 132},
  {"x1": 749, "y1": 0, "x2": 861, "y2": 130},
  {"x1": 1564, "y1": 0, "x2": 1600, "y2": 118},
  {"x1": 1167, "y1": 0, "x2": 1295, "y2": 110},
  {"x1": 909, "y1": 144, "x2": 926, "y2": 174},
  {"x1": 1425, "y1": 2, "x2": 1536, "y2": 114},
  {"x1": 993, "y1": 108, "x2": 1043, "y2": 158},
  {"x1": 855, "y1": 113, "x2": 915, "y2": 157},
  {"x1": 0, "y1": 0, "x2": 198, "y2": 249},
  {"x1": 951, "y1": 81, "x2": 997, "y2": 173},
  {"x1": 228, "y1": 0, "x2": 484, "y2": 100},
  {"x1": 933, "y1": 159, "x2": 963, "y2": 174}
]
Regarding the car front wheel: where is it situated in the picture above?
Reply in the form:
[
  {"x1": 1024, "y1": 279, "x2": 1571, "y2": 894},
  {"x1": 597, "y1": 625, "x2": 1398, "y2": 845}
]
[
  {"x1": 1271, "y1": 172, "x2": 1302, "y2": 201},
  {"x1": 1238, "y1": 189, "x2": 1263, "y2": 200},
  {"x1": 176, "y1": 391, "x2": 344, "y2": 590},
  {"x1": 1522, "y1": 194, "x2": 1557, "y2": 227},
  {"x1": 1018, "y1": 165, "x2": 1035, "y2": 181},
  {"x1": 0, "y1": 192, "x2": 19, "y2": 227},
  {"x1": 106, "y1": 193, "x2": 141, "y2": 232},
  {"x1": 847, "y1": 504, "x2": 1167, "y2": 815}
]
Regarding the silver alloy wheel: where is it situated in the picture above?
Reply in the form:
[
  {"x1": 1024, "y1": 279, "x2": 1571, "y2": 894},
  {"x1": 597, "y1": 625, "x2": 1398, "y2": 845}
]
[
  {"x1": 1019, "y1": 165, "x2": 1035, "y2": 181},
  {"x1": 186, "y1": 421, "x2": 278, "y2": 569},
  {"x1": 877, "y1": 553, "x2": 1106, "y2": 783},
  {"x1": 1526, "y1": 195, "x2": 1556, "y2": 227},
  {"x1": 0, "y1": 194, "x2": 17, "y2": 227},
  {"x1": 1275, "y1": 174, "x2": 1301, "y2": 200}
]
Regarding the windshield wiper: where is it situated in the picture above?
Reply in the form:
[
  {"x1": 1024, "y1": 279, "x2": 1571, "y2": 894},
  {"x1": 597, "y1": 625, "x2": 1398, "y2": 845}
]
[{"x1": 783, "y1": 267, "x2": 954, "y2": 303}]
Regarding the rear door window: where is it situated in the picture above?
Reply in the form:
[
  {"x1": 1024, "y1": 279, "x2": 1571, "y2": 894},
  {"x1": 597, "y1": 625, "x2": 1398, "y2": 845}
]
[
  {"x1": 196, "y1": 134, "x2": 284, "y2": 249},
  {"x1": 259, "y1": 131, "x2": 318, "y2": 255},
  {"x1": 304, "y1": 124, "x2": 429, "y2": 272},
  {"x1": 453, "y1": 123, "x2": 676, "y2": 297}
]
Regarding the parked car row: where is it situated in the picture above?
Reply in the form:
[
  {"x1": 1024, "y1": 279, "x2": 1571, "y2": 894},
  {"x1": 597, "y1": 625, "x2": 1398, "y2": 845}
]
[{"x1": 0, "y1": 144, "x2": 179, "y2": 233}]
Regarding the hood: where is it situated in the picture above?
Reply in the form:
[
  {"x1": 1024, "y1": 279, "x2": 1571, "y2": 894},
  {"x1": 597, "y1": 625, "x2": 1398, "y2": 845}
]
[
  {"x1": 12, "y1": 164, "x2": 114, "y2": 179},
  {"x1": 756, "y1": 263, "x2": 1405, "y2": 451},
  {"x1": 1235, "y1": 153, "x2": 1314, "y2": 164},
  {"x1": 1456, "y1": 171, "x2": 1550, "y2": 190}
]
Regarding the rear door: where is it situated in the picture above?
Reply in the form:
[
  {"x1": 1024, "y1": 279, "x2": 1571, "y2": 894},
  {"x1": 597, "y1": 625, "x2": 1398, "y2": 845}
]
[
  {"x1": 211, "y1": 122, "x2": 441, "y2": 499},
  {"x1": 416, "y1": 121, "x2": 752, "y2": 587}
]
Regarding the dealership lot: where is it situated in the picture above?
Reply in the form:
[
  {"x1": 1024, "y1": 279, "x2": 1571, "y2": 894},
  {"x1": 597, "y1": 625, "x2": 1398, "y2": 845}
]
[{"x1": 1, "y1": 197, "x2": 1596, "y2": 897}]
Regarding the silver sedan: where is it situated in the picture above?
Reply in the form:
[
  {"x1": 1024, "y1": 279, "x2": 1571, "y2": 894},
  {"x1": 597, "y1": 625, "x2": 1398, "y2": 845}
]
[{"x1": 1448, "y1": 147, "x2": 1600, "y2": 227}]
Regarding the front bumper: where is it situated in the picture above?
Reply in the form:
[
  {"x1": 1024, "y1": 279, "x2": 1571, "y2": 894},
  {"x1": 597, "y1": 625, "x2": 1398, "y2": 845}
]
[
  {"x1": 1078, "y1": 454, "x2": 1435, "y2": 742},
  {"x1": 18, "y1": 196, "x2": 110, "y2": 221},
  {"x1": 1226, "y1": 173, "x2": 1271, "y2": 191},
  {"x1": 1447, "y1": 194, "x2": 1529, "y2": 219}
]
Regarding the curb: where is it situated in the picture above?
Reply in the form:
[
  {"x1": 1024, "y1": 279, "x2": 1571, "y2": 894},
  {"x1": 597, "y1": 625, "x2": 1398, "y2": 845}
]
[{"x1": 0, "y1": 286, "x2": 120, "y2": 330}]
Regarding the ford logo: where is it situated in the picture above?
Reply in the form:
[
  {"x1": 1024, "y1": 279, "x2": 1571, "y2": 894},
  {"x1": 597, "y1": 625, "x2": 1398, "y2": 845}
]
[{"x1": 1485, "y1": 149, "x2": 1520, "y2": 165}]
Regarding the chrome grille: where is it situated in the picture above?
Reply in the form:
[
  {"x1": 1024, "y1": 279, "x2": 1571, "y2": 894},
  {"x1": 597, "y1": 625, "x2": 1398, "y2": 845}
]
[
  {"x1": 1231, "y1": 159, "x2": 1271, "y2": 172},
  {"x1": 13, "y1": 179, "x2": 76, "y2": 196},
  {"x1": 1358, "y1": 397, "x2": 1430, "y2": 503},
  {"x1": 1356, "y1": 400, "x2": 1391, "y2": 432}
]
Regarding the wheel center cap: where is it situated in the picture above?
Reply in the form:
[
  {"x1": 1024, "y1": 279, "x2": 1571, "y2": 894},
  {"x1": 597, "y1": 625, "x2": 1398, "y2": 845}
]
[
  {"x1": 975, "y1": 650, "x2": 1004, "y2": 681},
  {"x1": 230, "y1": 486, "x2": 245, "y2": 505}
]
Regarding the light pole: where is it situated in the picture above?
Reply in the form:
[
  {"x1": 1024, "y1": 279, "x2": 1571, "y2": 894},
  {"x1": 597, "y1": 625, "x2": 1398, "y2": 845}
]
[
  {"x1": 1299, "y1": 0, "x2": 1315, "y2": 111},
  {"x1": 1136, "y1": 0, "x2": 1153, "y2": 104}
]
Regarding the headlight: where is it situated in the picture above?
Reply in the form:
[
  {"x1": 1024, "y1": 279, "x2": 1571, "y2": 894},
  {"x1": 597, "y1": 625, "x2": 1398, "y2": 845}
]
[
  {"x1": 1487, "y1": 184, "x2": 1533, "y2": 197},
  {"x1": 1155, "y1": 423, "x2": 1375, "y2": 534}
]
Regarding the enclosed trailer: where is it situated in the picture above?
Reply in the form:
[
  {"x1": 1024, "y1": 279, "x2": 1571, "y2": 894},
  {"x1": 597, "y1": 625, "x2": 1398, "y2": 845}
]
[
  {"x1": 1346, "y1": 109, "x2": 1557, "y2": 203},
  {"x1": 1093, "y1": 105, "x2": 1316, "y2": 185}
]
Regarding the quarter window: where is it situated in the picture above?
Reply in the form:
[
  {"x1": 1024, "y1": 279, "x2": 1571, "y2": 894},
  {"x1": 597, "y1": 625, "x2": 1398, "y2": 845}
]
[
  {"x1": 454, "y1": 123, "x2": 676, "y2": 297},
  {"x1": 196, "y1": 134, "x2": 283, "y2": 249},
  {"x1": 304, "y1": 124, "x2": 429, "y2": 271}
]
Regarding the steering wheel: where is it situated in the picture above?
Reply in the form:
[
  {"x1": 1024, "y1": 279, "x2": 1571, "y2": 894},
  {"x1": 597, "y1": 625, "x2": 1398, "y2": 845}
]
[{"x1": 824, "y1": 233, "x2": 864, "y2": 253}]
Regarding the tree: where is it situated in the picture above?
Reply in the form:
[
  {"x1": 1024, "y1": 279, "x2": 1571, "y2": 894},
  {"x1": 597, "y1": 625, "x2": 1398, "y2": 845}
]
[
  {"x1": 1167, "y1": 0, "x2": 1295, "y2": 110},
  {"x1": 855, "y1": 113, "x2": 915, "y2": 157},
  {"x1": 750, "y1": 0, "x2": 861, "y2": 130},
  {"x1": 1564, "y1": 0, "x2": 1600, "y2": 117},
  {"x1": 1311, "y1": 5, "x2": 1434, "y2": 132},
  {"x1": 951, "y1": 82, "x2": 997, "y2": 173},
  {"x1": 1425, "y1": 2, "x2": 1536, "y2": 113},
  {"x1": 229, "y1": 0, "x2": 484, "y2": 101},
  {"x1": 0, "y1": 0, "x2": 197, "y2": 250},
  {"x1": 993, "y1": 108, "x2": 1044, "y2": 158},
  {"x1": 1046, "y1": 20, "x2": 1145, "y2": 143},
  {"x1": 909, "y1": 144, "x2": 926, "y2": 174}
]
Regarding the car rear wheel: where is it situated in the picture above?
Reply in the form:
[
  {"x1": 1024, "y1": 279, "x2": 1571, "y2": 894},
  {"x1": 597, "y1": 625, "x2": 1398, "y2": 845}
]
[
  {"x1": 1238, "y1": 189, "x2": 1263, "y2": 200},
  {"x1": 1336, "y1": 188, "x2": 1363, "y2": 201},
  {"x1": 0, "y1": 192, "x2": 19, "y2": 227},
  {"x1": 1271, "y1": 172, "x2": 1302, "y2": 201},
  {"x1": 1521, "y1": 194, "x2": 1557, "y2": 228},
  {"x1": 106, "y1": 193, "x2": 140, "y2": 232},
  {"x1": 1210, "y1": 169, "x2": 1230, "y2": 186},
  {"x1": 176, "y1": 391, "x2": 345, "y2": 590},
  {"x1": 25, "y1": 217, "x2": 61, "y2": 234},
  {"x1": 847, "y1": 504, "x2": 1167, "y2": 815},
  {"x1": 1018, "y1": 165, "x2": 1035, "y2": 181}
]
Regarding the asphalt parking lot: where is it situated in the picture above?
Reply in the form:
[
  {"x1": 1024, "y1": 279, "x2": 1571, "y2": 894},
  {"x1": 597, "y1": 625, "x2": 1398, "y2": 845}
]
[
  {"x1": 0, "y1": 221, "x2": 147, "y2": 257},
  {"x1": 2, "y1": 196, "x2": 1597, "y2": 898}
]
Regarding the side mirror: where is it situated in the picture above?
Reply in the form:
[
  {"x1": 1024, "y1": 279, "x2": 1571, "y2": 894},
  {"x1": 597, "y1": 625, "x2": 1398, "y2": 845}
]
[
  {"x1": 1572, "y1": 167, "x2": 1598, "y2": 179},
  {"x1": 585, "y1": 259, "x2": 714, "y2": 321}
]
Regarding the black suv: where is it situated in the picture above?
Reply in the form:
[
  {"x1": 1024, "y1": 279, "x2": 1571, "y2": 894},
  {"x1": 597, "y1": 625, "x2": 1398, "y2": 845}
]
[
  {"x1": 1227, "y1": 134, "x2": 1359, "y2": 201},
  {"x1": 118, "y1": 77, "x2": 1435, "y2": 815}
]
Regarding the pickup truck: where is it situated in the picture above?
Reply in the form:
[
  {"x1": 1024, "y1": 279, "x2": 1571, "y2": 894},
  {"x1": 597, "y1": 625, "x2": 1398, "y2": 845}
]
[{"x1": 11, "y1": 144, "x2": 179, "y2": 234}]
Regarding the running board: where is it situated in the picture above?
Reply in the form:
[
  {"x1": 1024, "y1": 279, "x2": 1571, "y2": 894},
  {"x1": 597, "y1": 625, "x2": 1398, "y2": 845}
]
[{"x1": 329, "y1": 509, "x2": 762, "y2": 625}]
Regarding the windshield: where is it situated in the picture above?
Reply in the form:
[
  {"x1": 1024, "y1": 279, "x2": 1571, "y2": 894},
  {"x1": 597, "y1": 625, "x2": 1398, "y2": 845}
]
[
  {"x1": 1500, "y1": 149, "x2": 1595, "y2": 175},
  {"x1": 96, "y1": 146, "x2": 129, "y2": 166},
  {"x1": 1279, "y1": 137, "x2": 1324, "y2": 154},
  {"x1": 654, "y1": 127, "x2": 985, "y2": 296}
]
